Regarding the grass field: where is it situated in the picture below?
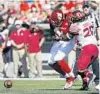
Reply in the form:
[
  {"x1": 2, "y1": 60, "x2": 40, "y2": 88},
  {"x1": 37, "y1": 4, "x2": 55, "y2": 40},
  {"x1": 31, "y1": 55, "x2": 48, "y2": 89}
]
[{"x1": 0, "y1": 79, "x2": 99, "y2": 94}]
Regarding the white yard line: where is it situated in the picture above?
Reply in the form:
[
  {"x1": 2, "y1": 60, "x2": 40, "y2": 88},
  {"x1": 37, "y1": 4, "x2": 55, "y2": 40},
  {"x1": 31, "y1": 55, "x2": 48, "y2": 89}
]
[{"x1": 0, "y1": 78, "x2": 65, "y2": 81}]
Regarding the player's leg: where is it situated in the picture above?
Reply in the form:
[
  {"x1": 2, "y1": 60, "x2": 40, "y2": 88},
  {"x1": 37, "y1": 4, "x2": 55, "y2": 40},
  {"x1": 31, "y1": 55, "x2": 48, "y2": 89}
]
[
  {"x1": 87, "y1": 57, "x2": 99, "y2": 87},
  {"x1": 54, "y1": 40, "x2": 75, "y2": 89},
  {"x1": 48, "y1": 41, "x2": 74, "y2": 77},
  {"x1": 68, "y1": 44, "x2": 76, "y2": 70},
  {"x1": 48, "y1": 40, "x2": 75, "y2": 89},
  {"x1": 58, "y1": 39, "x2": 75, "y2": 77},
  {"x1": 54, "y1": 51, "x2": 74, "y2": 77},
  {"x1": 91, "y1": 58, "x2": 99, "y2": 85},
  {"x1": 72, "y1": 47, "x2": 81, "y2": 79},
  {"x1": 48, "y1": 42, "x2": 66, "y2": 76},
  {"x1": 77, "y1": 44, "x2": 99, "y2": 90}
]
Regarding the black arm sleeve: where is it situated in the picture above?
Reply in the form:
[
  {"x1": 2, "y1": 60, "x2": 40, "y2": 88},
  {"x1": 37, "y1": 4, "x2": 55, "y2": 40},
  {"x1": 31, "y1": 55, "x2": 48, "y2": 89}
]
[{"x1": 49, "y1": 23, "x2": 55, "y2": 37}]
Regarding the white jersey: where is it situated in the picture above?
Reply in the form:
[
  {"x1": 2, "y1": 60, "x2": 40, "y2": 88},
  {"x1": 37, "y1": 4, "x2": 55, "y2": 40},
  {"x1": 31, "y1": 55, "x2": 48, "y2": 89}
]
[{"x1": 70, "y1": 19, "x2": 97, "y2": 47}]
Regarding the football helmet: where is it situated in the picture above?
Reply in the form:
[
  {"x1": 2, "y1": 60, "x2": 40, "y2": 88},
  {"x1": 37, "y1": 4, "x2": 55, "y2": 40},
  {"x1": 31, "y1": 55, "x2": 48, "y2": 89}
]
[
  {"x1": 71, "y1": 10, "x2": 85, "y2": 23},
  {"x1": 50, "y1": 10, "x2": 63, "y2": 26}
]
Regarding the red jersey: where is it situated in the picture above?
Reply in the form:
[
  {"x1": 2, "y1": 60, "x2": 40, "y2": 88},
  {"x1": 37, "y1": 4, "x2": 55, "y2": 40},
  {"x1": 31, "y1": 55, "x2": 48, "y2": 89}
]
[
  {"x1": 9, "y1": 29, "x2": 26, "y2": 45},
  {"x1": 25, "y1": 29, "x2": 44, "y2": 53},
  {"x1": 60, "y1": 18, "x2": 70, "y2": 34}
]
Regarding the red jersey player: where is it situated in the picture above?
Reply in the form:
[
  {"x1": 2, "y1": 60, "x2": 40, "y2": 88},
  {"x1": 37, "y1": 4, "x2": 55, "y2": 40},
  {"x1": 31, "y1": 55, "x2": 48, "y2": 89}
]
[{"x1": 48, "y1": 10, "x2": 75, "y2": 89}]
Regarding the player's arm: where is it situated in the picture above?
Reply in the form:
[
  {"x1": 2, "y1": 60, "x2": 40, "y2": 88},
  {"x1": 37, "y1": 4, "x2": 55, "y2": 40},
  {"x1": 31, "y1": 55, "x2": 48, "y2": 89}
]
[
  {"x1": 60, "y1": 32, "x2": 77, "y2": 41},
  {"x1": 49, "y1": 23, "x2": 55, "y2": 37},
  {"x1": 54, "y1": 26, "x2": 78, "y2": 41},
  {"x1": 94, "y1": 14, "x2": 100, "y2": 45},
  {"x1": 61, "y1": 23, "x2": 79, "y2": 41},
  {"x1": 97, "y1": 27, "x2": 100, "y2": 45}
]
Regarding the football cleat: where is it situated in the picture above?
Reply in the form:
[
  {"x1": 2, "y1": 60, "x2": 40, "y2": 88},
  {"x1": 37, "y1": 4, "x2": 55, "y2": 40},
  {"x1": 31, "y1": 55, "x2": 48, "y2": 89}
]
[
  {"x1": 79, "y1": 73, "x2": 93, "y2": 91},
  {"x1": 64, "y1": 77, "x2": 75, "y2": 89},
  {"x1": 80, "y1": 81, "x2": 89, "y2": 90}
]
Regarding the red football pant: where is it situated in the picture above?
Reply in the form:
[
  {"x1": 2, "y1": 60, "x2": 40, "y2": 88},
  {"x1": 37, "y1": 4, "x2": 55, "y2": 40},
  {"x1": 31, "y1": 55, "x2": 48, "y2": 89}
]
[{"x1": 77, "y1": 44, "x2": 99, "y2": 71}]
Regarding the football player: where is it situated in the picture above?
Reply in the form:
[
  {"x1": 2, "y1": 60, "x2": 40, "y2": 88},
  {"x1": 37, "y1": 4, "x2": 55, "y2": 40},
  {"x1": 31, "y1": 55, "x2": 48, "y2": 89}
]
[
  {"x1": 69, "y1": 10, "x2": 99, "y2": 90},
  {"x1": 82, "y1": 4, "x2": 100, "y2": 89},
  {"x1": 48, "y1": 10, "x2": 75, "y2": 89}
]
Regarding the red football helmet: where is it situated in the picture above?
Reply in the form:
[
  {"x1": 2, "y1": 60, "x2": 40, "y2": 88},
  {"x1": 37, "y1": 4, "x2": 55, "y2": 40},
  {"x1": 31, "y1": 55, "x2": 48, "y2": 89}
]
[
  {"x1": 50, "y1": 10, "x2": 63, "y2": 26},
  {"x1": 71, "y1": 10, "x2": 85, "y2": 23}
]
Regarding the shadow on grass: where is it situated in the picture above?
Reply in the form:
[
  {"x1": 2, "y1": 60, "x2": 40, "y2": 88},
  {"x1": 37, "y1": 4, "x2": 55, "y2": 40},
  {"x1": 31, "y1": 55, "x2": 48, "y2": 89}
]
[{"x1": 88, "y1": 93, "x2": 99, "y2": 94}]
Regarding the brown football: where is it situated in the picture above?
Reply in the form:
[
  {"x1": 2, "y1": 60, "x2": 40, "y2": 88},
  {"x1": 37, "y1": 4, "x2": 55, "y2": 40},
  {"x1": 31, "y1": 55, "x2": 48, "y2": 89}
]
[{"x1": 4, "y1": 80, "x2": 12, "y2": 88}]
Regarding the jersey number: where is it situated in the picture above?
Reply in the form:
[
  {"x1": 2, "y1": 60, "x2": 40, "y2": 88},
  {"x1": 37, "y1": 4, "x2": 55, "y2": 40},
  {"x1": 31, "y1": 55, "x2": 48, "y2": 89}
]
[{"x1": 83, "y1": 25, "x2": 93, "y2": 37}]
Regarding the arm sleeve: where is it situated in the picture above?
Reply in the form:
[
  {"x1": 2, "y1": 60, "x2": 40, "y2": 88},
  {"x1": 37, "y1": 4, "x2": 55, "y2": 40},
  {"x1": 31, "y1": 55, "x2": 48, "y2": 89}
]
[
  {"x1": 95, "y1": 16, "x2": 100, "y2": 28},
  {"x1": 49, "y1": 23, "x2": 55, "y2": 37}
]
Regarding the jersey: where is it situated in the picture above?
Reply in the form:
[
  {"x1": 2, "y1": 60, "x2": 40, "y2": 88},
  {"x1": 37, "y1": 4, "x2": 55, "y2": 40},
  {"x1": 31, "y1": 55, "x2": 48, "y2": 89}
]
[
  {"x1": 60, "y1": 19, "x2": 70, "y2": 34},
  {"x1": 53, "y1": 18, "x2": 70, "y2": 40},
  {"x1": 69, "y1": 19, "x2": 97, "y2": 47}
]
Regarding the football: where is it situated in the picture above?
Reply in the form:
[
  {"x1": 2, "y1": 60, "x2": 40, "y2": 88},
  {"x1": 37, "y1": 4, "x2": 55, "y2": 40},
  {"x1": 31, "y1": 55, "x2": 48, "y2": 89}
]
[{"x1": 4, "y1": 80, "x2": 12, "y2": 88}]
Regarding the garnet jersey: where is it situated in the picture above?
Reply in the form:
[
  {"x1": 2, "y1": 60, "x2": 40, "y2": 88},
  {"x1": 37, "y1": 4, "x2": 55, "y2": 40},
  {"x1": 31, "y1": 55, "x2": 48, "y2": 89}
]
[
  {"x1": 69, "y1": 19, "x2": 97, "y2": 47},
  {"x1": 60, "y1": 18, "x2": 70, "y2": 34},
  {"x1": 53, "y1": 18, "x2": 70, "y2": 39}
]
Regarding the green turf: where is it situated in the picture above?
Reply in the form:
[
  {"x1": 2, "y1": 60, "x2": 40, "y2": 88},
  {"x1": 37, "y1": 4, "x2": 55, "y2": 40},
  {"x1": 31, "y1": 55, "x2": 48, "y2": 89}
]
[{"x1": 0, "y1": 80, "x2": 99, "y2": 94}]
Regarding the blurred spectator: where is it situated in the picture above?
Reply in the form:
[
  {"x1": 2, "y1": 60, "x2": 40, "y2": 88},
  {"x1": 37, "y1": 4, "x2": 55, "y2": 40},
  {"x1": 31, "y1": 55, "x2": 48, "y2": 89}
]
[
  {"x1": 63, "y1": 0, "x2": 76, "y2": 11},
  {"x1": 25, "y1": 22, "x2": 45, "y2": 78},
  {"x1": 28, "y1": 4, "x2": 38, "y2": 23},
  {"x1": 0, "y1": 34, "x2": 5, "y2": 78},
  {"x1": 60, "y1": 0, "x2": 78, "y2": 19},
  {"x1": 76, "y1": 0, "x2": 84, "y2": 11},
  {"x1": 0, "y1": 16, "x2": 6, "y2": 77},
  {"x1": 7, "y1": 9, "x2": 17, "y2": 28},
  {"x1": 34, "y1": 0, "x2": 42, "y2": 13},
  {"x1": 9, "y1": 20, "x2": 25, "y2": 78},
  {"x1": 30, "y1": 2, "x2": 47, "y2": 23},
  {"x1": 37, "y1": 9, "x2": 48, "y2": 23},
  {"x1": 20, "y1": 1, "x2": 30, "y2": 16},
  {"x1": 0, "y1": 4, "x2": 8, "y2": 16},
  {"x1": 18, "y1": 11, "x2": 29, "y2": 23}
]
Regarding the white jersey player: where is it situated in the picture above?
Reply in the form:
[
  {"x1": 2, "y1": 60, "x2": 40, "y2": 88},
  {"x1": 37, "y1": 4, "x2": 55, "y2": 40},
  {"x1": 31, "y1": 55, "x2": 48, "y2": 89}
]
[{"x1": 69, "y1": 10, "x2": 99, "y2": 90}]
